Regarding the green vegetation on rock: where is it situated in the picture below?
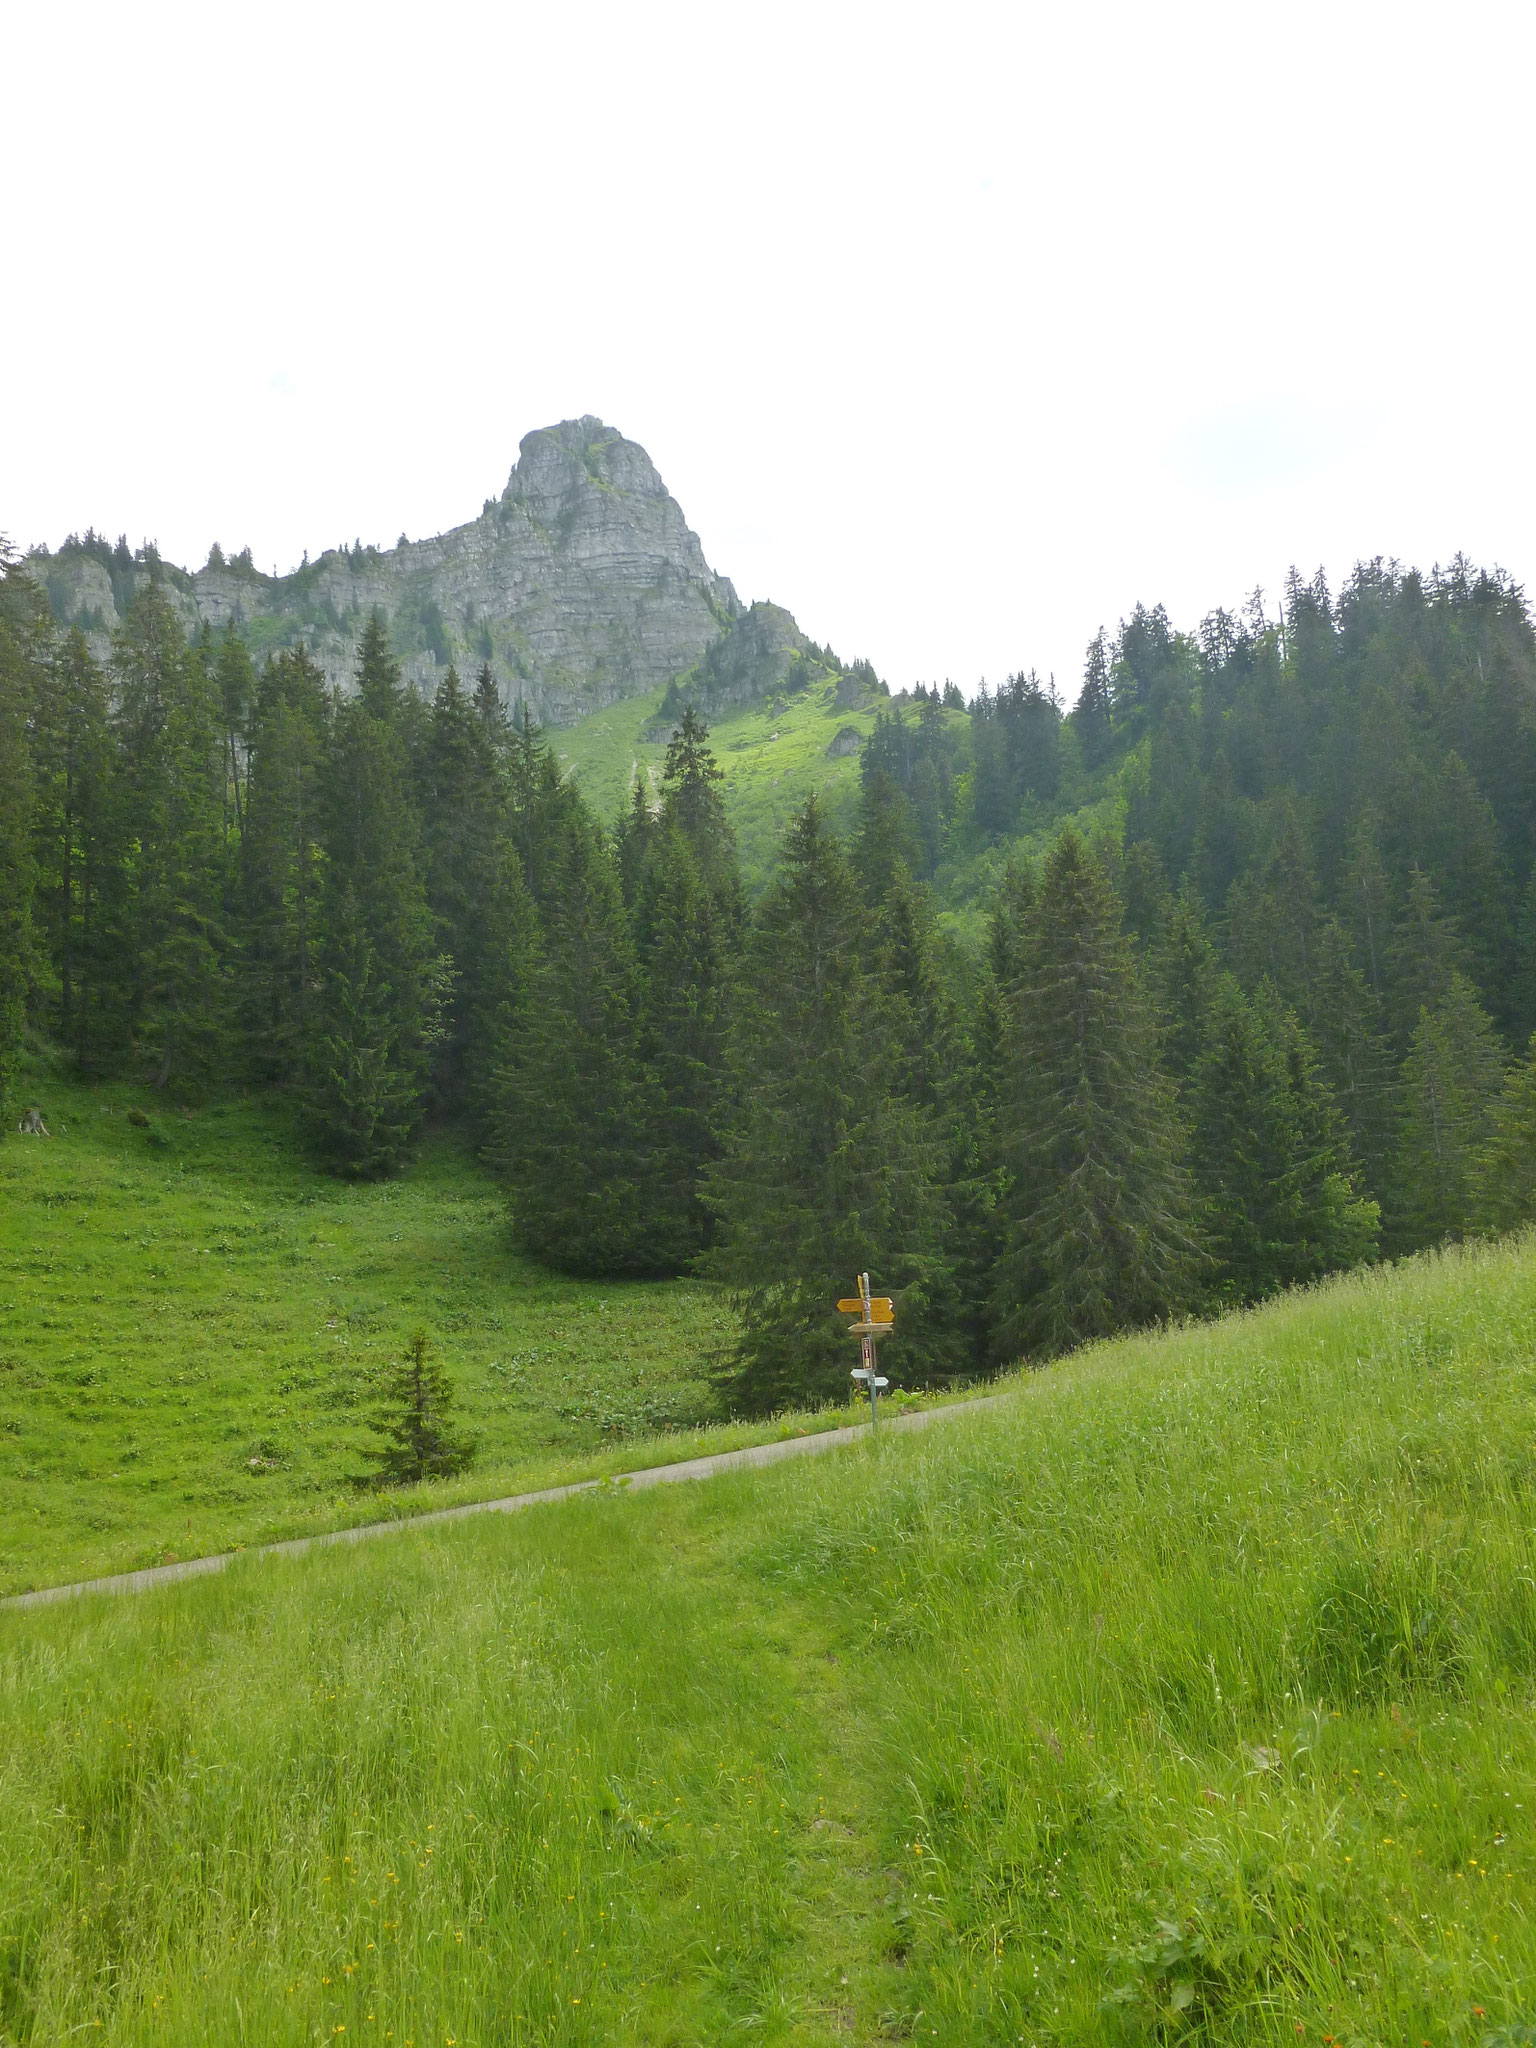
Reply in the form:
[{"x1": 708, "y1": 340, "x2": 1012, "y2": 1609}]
[{"x1": 554, "y1": 665, "x2": 953, "y2": 894}]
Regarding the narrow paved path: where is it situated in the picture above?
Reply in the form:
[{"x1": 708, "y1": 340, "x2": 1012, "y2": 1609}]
[{"x1": 2, "y1": 1392, "x2": 1013, "y2": 1613}]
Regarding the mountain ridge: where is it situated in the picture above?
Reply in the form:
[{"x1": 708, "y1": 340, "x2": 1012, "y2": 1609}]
[{"x1": 27, "y1": 416, "x2": 816, "y2": 727}]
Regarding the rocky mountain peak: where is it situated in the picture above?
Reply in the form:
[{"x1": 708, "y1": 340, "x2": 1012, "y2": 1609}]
[
  {"x1": 506, "y1": 415, "x2": 669, "y2": 502},
  {"x1": 29, "y1": 418, "x2": 759, "y2": 728}
]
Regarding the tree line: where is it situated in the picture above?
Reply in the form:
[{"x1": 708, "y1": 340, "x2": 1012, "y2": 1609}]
[{"x1": 5, "y1": 546, "x2": 1536, "y2": 1414}]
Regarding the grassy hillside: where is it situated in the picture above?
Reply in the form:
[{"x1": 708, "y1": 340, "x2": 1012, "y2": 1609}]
[
  {"x1": 553, "y1": 678, "x2": 972, "y2": 892},
  {"x1": 0, "y1": 1069, "x2": 861, "y2": 1597},
  {"x1": 7, "y1": 1237, "x2": 1536, "y2": 2043},
  {"x1": 551, "y1": 677, "x2": 1129, "y2": 949}
]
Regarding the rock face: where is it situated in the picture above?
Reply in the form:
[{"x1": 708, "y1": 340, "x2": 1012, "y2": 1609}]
[
  {"x1": 643, "y1": 600, "x2": 820, "y2": 734},
  {"x1": 29, "y1": 418, "x2": 748, "y2": 726}
]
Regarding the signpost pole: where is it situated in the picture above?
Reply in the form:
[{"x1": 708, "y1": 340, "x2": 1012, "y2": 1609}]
[{"x1": 841, "y1": 1271, "x2": 891, "y2": 1426}]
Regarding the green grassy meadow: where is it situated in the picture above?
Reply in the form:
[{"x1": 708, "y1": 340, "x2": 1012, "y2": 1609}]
[
  {"x1": 548, "y1": 676, "x2": 1130, "y2": 954},
  {"x1": 552, "y1": 679, "x2": 971, "y2": 891},
  {"x1": 0, "y1": 1069, "x2": 886, "y2": 1597},
  {"x1": 7, "y1": 1234, "x2": 1536, "y2": 2043}
]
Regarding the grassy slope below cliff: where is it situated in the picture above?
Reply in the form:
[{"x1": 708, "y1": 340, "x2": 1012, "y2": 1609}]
[
  {"x1": 553, "y1": 677, "x2": 973, "y2": 892},
  {"x1": 6, "y1": 1237, "x2": 1536, "y2": 2044},
  {"x1": 552, "y1": 680, "x2": 1131, "y2": 936}
]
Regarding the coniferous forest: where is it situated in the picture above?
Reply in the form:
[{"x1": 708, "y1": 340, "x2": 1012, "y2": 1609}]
[{"x1": 6, "y1": 546, "x2": 1536, "y2": 1412}]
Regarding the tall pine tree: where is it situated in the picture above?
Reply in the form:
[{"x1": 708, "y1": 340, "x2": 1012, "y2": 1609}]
[
  {"x1": 1307, "y1": 918, "x2": 1396, "y2": 1205},
  {"x1": 308, "y1": 652, "x2": 444, "y2": 1173},
  {"x1": 1387, "y1": 867, "x2": 1468, "y2": 1047},
  {"x1": 705, "y1": 798, "x2": 944, "y2": 1413},
  {"x1": 491, "y1": 817, "x2": 657, "y2": 1272},
  {"x1": 660, "y1": 705, "x2": 741, "y2": 920},
  {"x1": 0, "y1": 547, "x2": 44, "y2": 1106},
  {"x1": 112, "y1": 582, "x2": 229, "y2": 1088},
  {"x1": 419, "y1": 664, "x2": 513, "y2": 1107},
  {"x1": 1191, "y1": 975, "x2": 1377, "y2": 1303},
  {"x1": 990, "y1": 828, "x2": 1199, "y2": 1361},
  {"x1": 214, "y1": 627, "x2": 256, "y2": 848},
  {"x1": 1475, "y1": 1033, "x2": 1536, "y2": 1234},
  {"x1": 634, "y1": 821, "x2": 734, "y2": 1267},
  {"x1": 463, "y1": 837, "x2": 539, "y2": 1144},
  {"x1": 28, "y1": 628, "x2": 125, "y2": 1070},
  {"x1": 1074, "y1": 628, "x2": 1114, "y2": 768},
  {"x1": 507, "y1": 703, "x2": 583, "y2": 913},
  {"x1": 1392, "y1": 971, "x2": 1506, "y2": 1246},
  {"x1": 241, "y1": 645, "x2": 330, "y2": 1081}
]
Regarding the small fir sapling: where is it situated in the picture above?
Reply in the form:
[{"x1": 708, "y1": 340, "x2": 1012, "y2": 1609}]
[{"x1": 364, "y1": 1329, "x2": 477, "y2": 1486}]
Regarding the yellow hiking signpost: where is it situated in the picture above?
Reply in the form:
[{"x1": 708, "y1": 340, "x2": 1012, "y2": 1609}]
[{"x1": 841, "y1": 1272, "x2": 893, "y2": 1421}]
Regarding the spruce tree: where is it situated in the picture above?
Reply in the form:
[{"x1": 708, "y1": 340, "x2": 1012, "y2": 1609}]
[
  {"x1": 1152, "y1": 888, "x2": 1218, "y2": 1089},
  {"x1": 634, "y1": 820, "x2": 734, "y2": 1267},
  {"x1": 984, "y1": 859, "x2": 1038, "y2": 1001},
  {"x1": 1388, "y1": 867, "x2": 1468, "y2": 1046},
  {"x1": 241, "y1": 645, "x2": 330, "y2": 1081},
  {"x1": 1343, "y1": 807, "x2": 1392, "y2": 1002},
  {"x1": 877, "y1": 864, "x2": 960, "y2": 1112},
  {"x1": 876, "y1": 862, "x2": 978, "y2": 1380},
  {"x1": 1191, "y1": 975, "x2": 1377, "y2": 1303},
  {"x1": 463, "y1": 838, "x2": 539, "y2": 1143},
  {"x1": 1393, "y1": 971, "x2": 1506, "y2": 1246},
  {"x1": 1475, "y1": 1034, "x2": 1536, "y2": 1234},
  {"x1": 507, "y1": 703, "x2": 583, "y2": 913},
  {"x1": 1074, "y1": 628, "x2": 1114, "y2": 768},
  {"x1": 0, "y1": 548, "x2": 43, "y2": 1107},
  {"x1": 308, "y1": 889, "x2": 426, "y2": 1170},
  {"x1": 905, "y1": 705, "x2": 952, "y2": 875},
  {"x1": 1422, "y1": 750, "x2": 1511, "y2": 1010},
  {"x1": 112, "y1": 583, "x2": 230, "y2": 1088},
  {"x1": 355, "y1": 610, "x2": 403, "y2": 721},
  {"x1": 1120, "y1": 839, "x2": 1173, "y2": 952},
  {"x1": 1224, "y1": 804, "x2": 1318, "y2": 1019},
  {"x1": 1510, "y1": 870, "x2": 1536, "y2": 1045},
  {"x1": 614, "y1": 776, "x2": 656, "y2": 911},
  {"x1": 969, "y1": 701, "x2": 1017, "y2": 839},
  {"x1": 214, "y1": 628, "x2": 256, "y2": 845},
  {"x1": 1189, "y1": 749, "x2": 1253, "y2": 914},
  {"x1": 28, "y1": 628, "x2": 125, "y2": 1070},
  {"x1": 963, "y1": 863, "x2": 1041, "y2": 1368},
  {"x1": 705, "y1": 797, "x2": 944, "y2": 1412},
  {"x1": 355, "y1": 608, "x2": 430, "y2": 787},
  {"x1": 419, "y1": 665, "x2": 511, "y2": 1106},
  {"x1": 363, "y1": 1330, "x2": 476, "y2": 1485},
  {"x1": 854, "y1": 767, "x2": 922, "y2": 905},
  {"x1": 1307, "y1": 919, "x2": 1396, "y2": 1204},
  {"x1": 660, "y1": 705, "x2": 741, "y2": 919},
  {"x1": 990, "y1": 827, "x2": 1199, "y2": 1362},
  {"x1": 491, "y1": 817, "x2": 657, "y2": 1272},
  {"x1": 620, "y1": 710, "x2": 744, "y2": 1264},
  {"x1": 308, "y1": 694, "x2": 445, "y2": 1175},
  {"x1": 472, "y1": 662, "x2": 507, "y2": 743}
]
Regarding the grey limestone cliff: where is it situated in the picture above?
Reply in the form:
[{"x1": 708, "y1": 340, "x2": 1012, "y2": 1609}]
[{"x1": 29, "y1": 418, "x2": 767, "y2": 726}]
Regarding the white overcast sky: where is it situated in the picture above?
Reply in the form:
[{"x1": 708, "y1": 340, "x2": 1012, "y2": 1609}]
[{"x1": 5, "y1": 0, "x2": 1533, "y2": 699}]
